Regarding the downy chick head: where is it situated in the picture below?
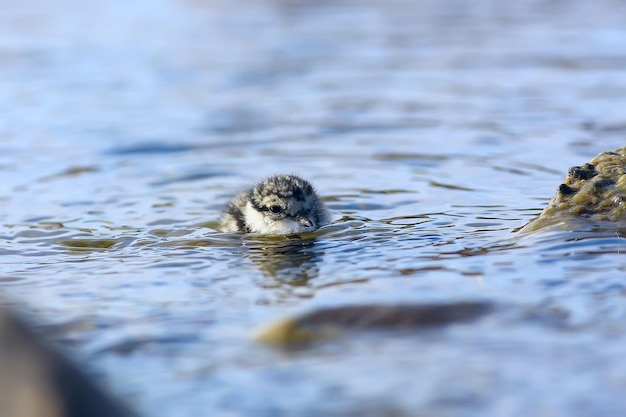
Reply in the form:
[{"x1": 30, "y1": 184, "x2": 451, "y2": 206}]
[{"x1": 243, "y1": 175, "x2": 329, "y2": 234}]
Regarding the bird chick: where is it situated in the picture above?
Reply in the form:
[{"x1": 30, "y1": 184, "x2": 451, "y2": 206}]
[{"x1": 219, "y1": 174, "x2": 330, "y2": 234}]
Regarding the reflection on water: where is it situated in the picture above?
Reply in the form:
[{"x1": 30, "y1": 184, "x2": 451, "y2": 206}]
[
  {"x1": 3, "y1": 0, "x2": 626, "y2": 415},
  {"x1": 244, "y1": 235, "x2": 324, "y2": 286}
]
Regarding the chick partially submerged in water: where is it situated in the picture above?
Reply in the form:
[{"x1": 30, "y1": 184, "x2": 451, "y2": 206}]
[{"x1": 219, "y1": 174, "x2": 330, "y2": 234}]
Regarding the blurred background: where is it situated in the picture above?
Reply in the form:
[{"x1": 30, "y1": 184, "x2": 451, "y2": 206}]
[{"x1": 2, "y1": 0, "x2": 626, "y2": 415}]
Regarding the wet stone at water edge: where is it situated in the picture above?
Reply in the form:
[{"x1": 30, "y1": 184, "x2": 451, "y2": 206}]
[
  {"x1": 256, "y1": 302, "x2": 493, "y2": 347},
  {"x1": 521, "y1": 147, "x2": 626, "y2": 232},
  {"x1": 0, "y1": 308, "x2": 132, "y2": 417}
]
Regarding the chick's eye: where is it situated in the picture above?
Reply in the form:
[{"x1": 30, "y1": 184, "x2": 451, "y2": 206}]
[{"x1": 269, "y1": 205, "x2": 283, "y2": 214}]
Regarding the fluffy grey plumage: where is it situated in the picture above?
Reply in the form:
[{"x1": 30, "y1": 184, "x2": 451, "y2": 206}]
[{"x1": 219, "y1": 175, "x2": 330, "y2": 234}]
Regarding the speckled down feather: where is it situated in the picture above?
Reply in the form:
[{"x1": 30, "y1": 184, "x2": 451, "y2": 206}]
[{"x1": 219, "y1": 175, "x2": 330, "y2": 234}]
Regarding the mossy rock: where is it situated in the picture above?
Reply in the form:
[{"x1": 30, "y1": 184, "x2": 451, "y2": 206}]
[{"x1": 521, "y1": 146, "x2": 626, "y2": 232}]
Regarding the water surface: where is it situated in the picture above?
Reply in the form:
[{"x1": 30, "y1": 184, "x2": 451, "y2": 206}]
[{"x1": 2, "y1": 0, "x2": 626, "y2": 416}]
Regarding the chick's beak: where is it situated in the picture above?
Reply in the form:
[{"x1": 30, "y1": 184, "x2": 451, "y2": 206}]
[{"x1": 296, "y1": 215, "x2": 314, "y2": 228}]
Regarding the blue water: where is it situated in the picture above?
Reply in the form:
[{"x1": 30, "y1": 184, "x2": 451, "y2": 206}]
[{"x1": 2, "y1": 0, "x2": 626, "y2": 415}]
